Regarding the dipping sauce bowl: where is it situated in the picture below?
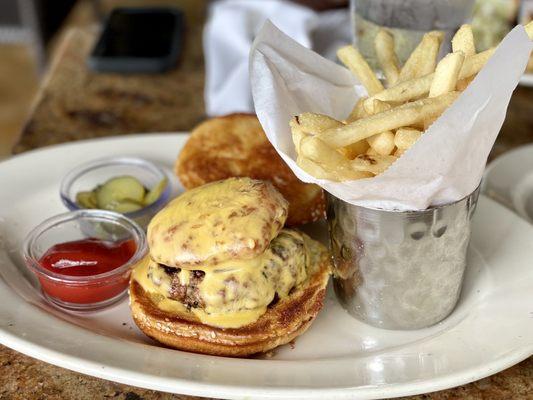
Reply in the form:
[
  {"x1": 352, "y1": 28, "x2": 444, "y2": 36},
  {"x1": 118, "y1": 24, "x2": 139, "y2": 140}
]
[{"x1": 22, "y1": 210, "x2": 147, "y2": 311}]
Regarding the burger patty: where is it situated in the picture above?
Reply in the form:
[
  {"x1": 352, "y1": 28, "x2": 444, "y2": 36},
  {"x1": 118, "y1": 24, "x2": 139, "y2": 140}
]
[
  {"x1": 161, "y1": 266, "x2": 205, "y2": 309},
  {"x1": 150, "y1": 229, "x2": 310, "y2": 313}
]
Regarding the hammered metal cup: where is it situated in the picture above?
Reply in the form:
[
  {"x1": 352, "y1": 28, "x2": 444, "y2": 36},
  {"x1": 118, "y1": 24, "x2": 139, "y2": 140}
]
[{"x1": 326, "y1": 187, "x2": 480, "y2": 330}]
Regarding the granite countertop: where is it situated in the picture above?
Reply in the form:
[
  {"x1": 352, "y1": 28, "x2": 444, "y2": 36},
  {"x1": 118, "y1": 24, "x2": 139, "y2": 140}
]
[
  {"x1": 13, "y1": 3, "x2": 206, "y2": 154},
  {"x1": 5, "y1": 1, "x2": 533, "y2": 398}
]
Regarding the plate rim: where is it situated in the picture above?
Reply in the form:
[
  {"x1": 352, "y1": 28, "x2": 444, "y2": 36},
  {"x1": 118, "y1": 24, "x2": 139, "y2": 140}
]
[
  {"x1": 1, "y1": 323, "x2": 530, "y2": 400},
  {"x1": 484, "y1": 142, "x2": 533, "y2": 178},
  {"x1": 1, "y1": 134, "x2": 532, "y2": 399},
  {"x1": 482, "y1": 142, "x2": 533, "y2": 221},
  {"x1": 4, "y1": 132, "x2": 189, "y2": 164},
  {"x1": 519, "y1": 72, "x2": 533, "y2": 87}
]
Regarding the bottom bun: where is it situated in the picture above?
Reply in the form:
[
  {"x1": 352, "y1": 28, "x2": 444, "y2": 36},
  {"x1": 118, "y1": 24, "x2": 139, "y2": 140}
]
[{"x1": 129, "y1": 243, "x2": 331, "y2": 357}]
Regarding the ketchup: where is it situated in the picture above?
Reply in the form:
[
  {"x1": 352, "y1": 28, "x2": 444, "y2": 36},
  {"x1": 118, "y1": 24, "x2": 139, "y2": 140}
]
[{"x1": 37, "y1": 238, "x2": 137, "y2": 305}]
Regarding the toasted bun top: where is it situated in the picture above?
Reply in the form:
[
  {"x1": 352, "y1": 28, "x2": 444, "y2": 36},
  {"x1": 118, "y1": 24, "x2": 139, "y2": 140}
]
[
  {"x1": 176, "y1": 113, "x2": 325, "y2": 226},
  {"x1": 147, "y1": 177, "x2": 288, "y2": 268}
]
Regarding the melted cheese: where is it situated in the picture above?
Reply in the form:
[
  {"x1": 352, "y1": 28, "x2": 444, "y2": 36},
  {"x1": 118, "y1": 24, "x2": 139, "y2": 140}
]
[
  {"x1": 147, "y1": 178, "x2": 288, "y2": 268},
  {"x1": 132, "y1": 230, "x2": 317, "y2": 329},
  {"x1": 198, "y1": 230, "x2": 308, "y2": 316},
  {"x1": 132, "y1": 256, "x2": 266, "y2": 328}
]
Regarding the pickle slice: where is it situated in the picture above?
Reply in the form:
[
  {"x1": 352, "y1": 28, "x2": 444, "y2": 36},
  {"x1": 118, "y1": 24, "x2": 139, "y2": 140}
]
[
  {"x1": 76, "y1": 191, "x2": 98, "y2": 209},
  {"x1": 143, "y1": 177, "x2": 168, "y2": 206},
  {"x1": 96, "y1": 176, "x2": 145, "y2": 209},
  {"x1": 106, "y1": 200, "x2": 144, "y2": 213}
]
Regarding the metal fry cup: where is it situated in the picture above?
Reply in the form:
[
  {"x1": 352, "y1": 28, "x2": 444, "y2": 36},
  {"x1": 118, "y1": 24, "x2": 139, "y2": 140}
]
[{"x1": 326, "y1": 187, "x2": 480, "y2": 330}]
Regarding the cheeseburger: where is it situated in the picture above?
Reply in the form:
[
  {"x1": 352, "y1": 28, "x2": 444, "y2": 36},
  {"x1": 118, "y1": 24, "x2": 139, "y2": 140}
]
[{"x1": 129, "y1": 177, "x2": 331, "y2": 357}]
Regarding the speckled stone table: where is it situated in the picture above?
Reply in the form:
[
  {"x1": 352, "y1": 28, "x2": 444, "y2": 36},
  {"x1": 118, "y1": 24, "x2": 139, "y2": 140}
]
[{"x1": 5, "y1": 1, "x2": 533, "y2": 399}]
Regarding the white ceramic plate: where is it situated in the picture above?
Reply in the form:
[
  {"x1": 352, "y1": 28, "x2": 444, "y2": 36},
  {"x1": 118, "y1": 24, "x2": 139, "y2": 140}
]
[
  {"x1": 0, "y1": 134, "x2": 532, "y2": 400},
  {"x1": 519, "y1": 72, "x2": 533, "y2": 87},
  {"x1": 483, "y1": 143, "x2": 533, "y2": 223}
]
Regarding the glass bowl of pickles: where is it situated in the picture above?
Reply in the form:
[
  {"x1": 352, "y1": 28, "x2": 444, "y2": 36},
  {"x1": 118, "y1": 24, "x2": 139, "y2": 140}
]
[{"x1": 60, "y1": 157, "x2": 171, "y2": 229}]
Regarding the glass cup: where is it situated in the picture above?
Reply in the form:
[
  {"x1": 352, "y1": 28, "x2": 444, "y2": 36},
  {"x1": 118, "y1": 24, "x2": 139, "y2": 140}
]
[
  {"x1": 350, "y1": 0, "x2": 475, "y2": 69},
  {"x1": 23, "y1": 210, "x2": 147, "y2": 311},
  {"x1": 327, "y1": 187, "x2": 480, "y2": 330},
  {"x1": 60, "y1": 156, "x2": 171, "y2": 230}
]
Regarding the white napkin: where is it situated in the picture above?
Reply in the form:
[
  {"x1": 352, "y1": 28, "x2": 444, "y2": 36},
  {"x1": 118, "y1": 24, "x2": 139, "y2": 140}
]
[
  {"x1": 250, "y1": 21, "x2": 533, "y2": 211},
  {"x1": 203, "y1": 0, "x2": 351, "y2": 116}
]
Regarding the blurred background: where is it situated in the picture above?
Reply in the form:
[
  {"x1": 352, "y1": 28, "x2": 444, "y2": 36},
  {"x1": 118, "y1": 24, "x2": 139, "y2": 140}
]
[{"x1": 0, "y1": 0, "x2": 530, "y2": 159}]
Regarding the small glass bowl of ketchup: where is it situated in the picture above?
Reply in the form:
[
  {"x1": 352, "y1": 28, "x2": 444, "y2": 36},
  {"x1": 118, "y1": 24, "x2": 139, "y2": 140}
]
[{"x1": 22, "y1": 210, "x2": 147, "y2": 311}]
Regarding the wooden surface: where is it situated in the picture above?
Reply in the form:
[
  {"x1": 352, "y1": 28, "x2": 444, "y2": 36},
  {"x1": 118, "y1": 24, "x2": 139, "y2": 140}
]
[{"x1": 4, "y1": 0, "x2": 533, "y2": 399}]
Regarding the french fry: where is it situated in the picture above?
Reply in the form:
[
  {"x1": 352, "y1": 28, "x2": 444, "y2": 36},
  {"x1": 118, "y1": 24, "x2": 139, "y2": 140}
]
[
  {"x1": 398, "y1": 31, "x2": 443, "y2": 82},
  {"x1": 351, "y1": 154, "x2": 397, "y2": 175},
  {"x1": 344, "y1": 169, "x2": 374, "y2": 180},
  {"x1": 290, "y1": 113, "x2": 344, "y2": 153},
  {"x1": 395, "y1": 128, "x2": 422, "y2": 149},
  {"x1": 394, "y1": 148, "x2": 406, "y2": 157},
  {"x1": 452, "y1": 25, "x2": 476, "y2": 56},
  {"x1": 374, "y1": 29, "x2": 400, "y2": 85},
  {"x1": 428, "y1": 31, "x2": 445, "y2": 42},
  {"x1": 346, "y1": 98, "x2": 369, "y2": 122},
  {"x1": 407, "y1": 120, "x2": 426, "y2": 130},
  {"x1": 319, "y1": 91, "x2": 459, "y2": 148},
  {"x1": 300, "y1": 135, "x2": 348, "y2": 165},
  {"x1": 300, "y1": 135, "x2": 384, "y2": 180},
  {"x1": 300, "y1": 136, "x2": 371, "y2": 180},
  {"x1": 294, "y1": 113, "x2": 343, "y2": 133},
  {"x1": 364, "y1": 74, "x2": 433, "y2": 106},
  {"x1": 458, "y1": 48, "x2": 495, "y2": 80},
  {"x1": 525, "y1": 21, "x2": 533, "y2": 39},
  {"x1": 339, "y1": 140, "x2": 369, "y2": 159},
  {"x1": 363, "y1": 99, "x2": 392, "y2": 115},
  {"x1": 337, "y1": 45, "x2": 384, "y2": 95},
  {"x1": 297, "y1": 155, "x2": 334, "y2": 180},
  {"x1": 289, "y1": 117, "x2": 308, "y2": 152},
  {"x1": 297, "y1": 152, "x2": 372, "y2": 181},
  {"x1": 365, "y1": 48, "x2": 494, "y2": 105},
  {"x1": 367, "y1": 131, "x2": 395, "y2": 155},
  {"x1": 348, "y1": 98, "x2": 392, "y2": 123},
  {"x1": 429, "y1": 51, "x2": 465, "y2": 97},
  {"x1": 456, "y1": 75, "x2": 475, "y2": 91},
  {"x1": 423, "y1": 116, "x2": 439, "y2": 130},
  {"x1": 366, "y1": 147, "x2": 379, "y2": 155}
]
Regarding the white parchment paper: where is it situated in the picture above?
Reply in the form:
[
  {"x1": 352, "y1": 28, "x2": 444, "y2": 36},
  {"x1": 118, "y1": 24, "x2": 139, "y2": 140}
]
[{"x1": 250, "y1": 21, "x2": 533, "y2": 210}]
